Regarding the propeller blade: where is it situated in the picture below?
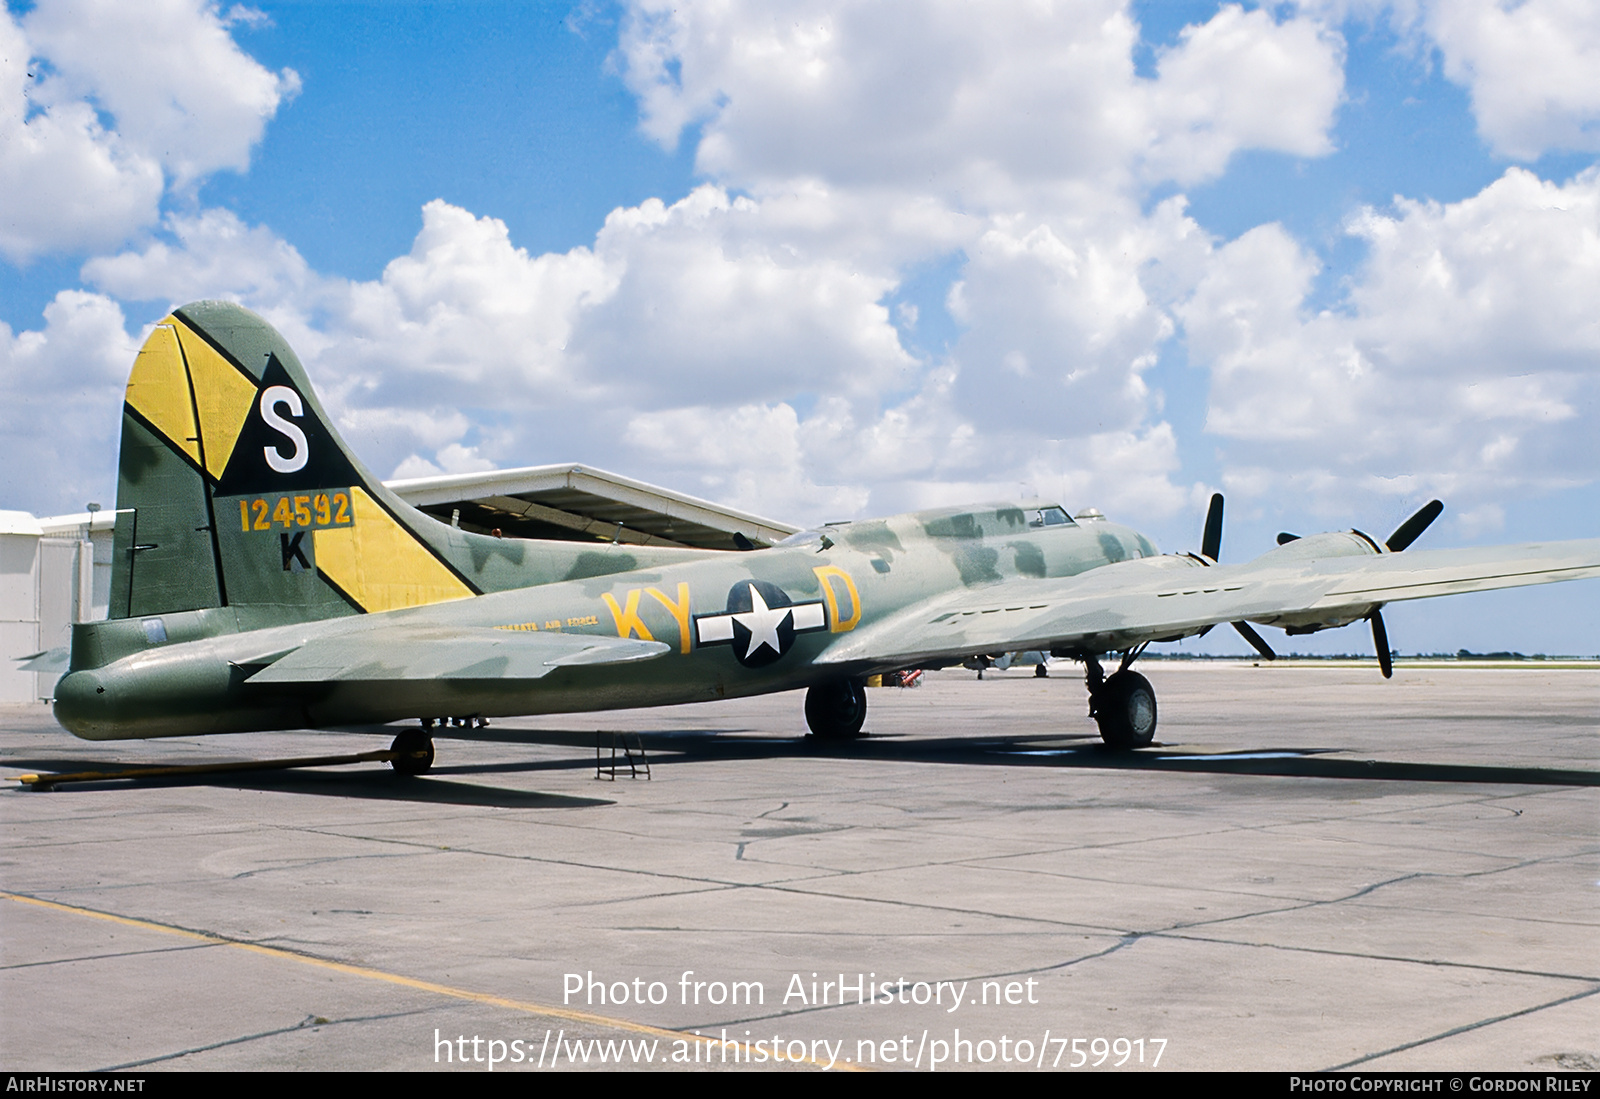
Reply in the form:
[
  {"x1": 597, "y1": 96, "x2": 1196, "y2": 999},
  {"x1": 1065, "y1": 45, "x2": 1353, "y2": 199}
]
[
  {"x1": 1386, "y1": 499, "x2": 1443, "y2": 552},
  {"x1": 1232, "y1": 621, "x2": 1277, "y2": 661},
  {"x1": 1201, "y1": 493, "x2": 1224, "y2": 561},
  {"x1": 1276, "y1": 532, "x2": 1300, "y2": 545},
  {"x1": 1369, "y1": 609, "x2": 1393, "y2": 679}
]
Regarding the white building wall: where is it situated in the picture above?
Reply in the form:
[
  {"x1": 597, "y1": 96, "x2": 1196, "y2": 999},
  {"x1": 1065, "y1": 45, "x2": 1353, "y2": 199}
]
[
  {"x1": 0, "y1": 528, "x2": 42, "y2": 703},
  {"x1": 1, "y1": 512, "x2": 114, "y2": 704}
]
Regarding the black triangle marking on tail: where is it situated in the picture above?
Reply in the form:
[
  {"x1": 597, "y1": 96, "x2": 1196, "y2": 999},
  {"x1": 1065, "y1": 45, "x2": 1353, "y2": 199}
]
[{"x1": 215, "y1": 354, "x2": 363, "y2": 498}]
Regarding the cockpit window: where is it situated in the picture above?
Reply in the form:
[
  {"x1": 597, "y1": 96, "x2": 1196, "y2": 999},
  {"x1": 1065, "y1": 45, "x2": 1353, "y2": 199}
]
[
  {"x1": 1027, "y1": 507, "x2": 1074, "y2": 528},
  {"x1": 776, "y1": 530, "x2": 826, "y2": 547}
]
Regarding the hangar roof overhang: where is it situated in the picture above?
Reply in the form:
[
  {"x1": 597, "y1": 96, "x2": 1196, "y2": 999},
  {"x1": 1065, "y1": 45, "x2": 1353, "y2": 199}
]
[{"x1": 384, "y1": 464, "x2": 799, "y2": 551}]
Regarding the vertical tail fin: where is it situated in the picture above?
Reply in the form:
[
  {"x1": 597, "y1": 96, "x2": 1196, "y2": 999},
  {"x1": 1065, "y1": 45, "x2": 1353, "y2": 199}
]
[{"x1": 111, "y1": 301, "x2": 479, "y2": 624}]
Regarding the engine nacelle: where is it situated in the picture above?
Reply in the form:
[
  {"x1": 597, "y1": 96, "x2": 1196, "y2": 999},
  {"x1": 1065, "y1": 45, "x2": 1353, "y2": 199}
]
[
  {"x1": 1245, "y1": 530, "x2": 1385, "y2": 633},
  {"x1": 1253, "y1": 530, "x2": 1383, "y2": 564}
]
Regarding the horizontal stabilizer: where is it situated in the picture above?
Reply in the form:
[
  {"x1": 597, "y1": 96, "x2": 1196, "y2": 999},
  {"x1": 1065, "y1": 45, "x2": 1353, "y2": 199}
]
[
  {"x1": 15, "y1": 648, "x2": 70, "y2": 674},
  {"x1": 245, "y1": 627, "x2": 669, "y2": 684}
]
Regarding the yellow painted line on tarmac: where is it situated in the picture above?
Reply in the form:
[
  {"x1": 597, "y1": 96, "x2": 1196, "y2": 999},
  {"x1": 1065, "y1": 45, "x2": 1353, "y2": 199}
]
[{"x1": 1, "y1": 890, "x2": 862, "y2": 1071}]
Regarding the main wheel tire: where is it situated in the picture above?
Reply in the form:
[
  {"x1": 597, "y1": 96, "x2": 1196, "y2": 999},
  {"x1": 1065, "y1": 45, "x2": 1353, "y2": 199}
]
[
  {"x1": 390, "y1": 730, "x2": 435, "y2": 775},
  {"x1": 1093, "y1": 670, "x2": 1157, "y2": 750},
  {"x1": 805, "y1": 680, "x2": 867, "y2": 740}
]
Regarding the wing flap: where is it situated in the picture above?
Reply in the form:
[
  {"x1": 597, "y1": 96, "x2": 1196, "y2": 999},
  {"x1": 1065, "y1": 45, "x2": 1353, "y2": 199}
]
[{"x1": 245, "y1": 627, "x2": 669, "y2": 684}]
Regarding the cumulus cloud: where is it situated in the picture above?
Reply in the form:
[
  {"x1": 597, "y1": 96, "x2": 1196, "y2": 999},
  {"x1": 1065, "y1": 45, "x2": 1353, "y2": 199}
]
[
  {"x1": 23, "y1": 0, "x2": 298, "y2": 187},
  {"x1": 1309, "y1": 0, "x2": 1600, "y2": 160},
  {"x1": 576, "y1": 0, "x2": 1358, "y2": 521},
  {"x1": 1181, "y1": 166, "x2": 1600, "y2": 522},
  {"x1": 62, "y1": 175, "x2": 1203, "y2": 526},
  {"x1": 0, "y1": 291, "x2": 134, "y2": 514},
  {"x1": 616, "y1": 0, "x2": 1344, "y2": 196},
  {"x1": 3, "y1": 1, "x2": 1355, "y2": 527},
  {"x1": 1346, "y1": 167, "x2": 1600, "y2": 371},
  {"x1": 82, "y1": 208, "x2": 316, "y2": 307},
  {"x1": 333, "y1": 199, "x2": 614, "y2": 399},
  {"x1": 1421, "y1": 0, "x2": 1600, "y2": 160},
  {"x1": 569, "y1": 186, "x2": 916, "y2": 406},
  {"x1": 0, "y1": 8, "x2": 162, "y2": 261},
  {"x1": 14, "y1": 0, "x2": 1594, "y2": 556},
  {"x1": 624, "y1": 402, "x2": 871, "y2": 521},
  {"x1": 944, "y1": 209, "x2": 1177, "y2": 438},
  {"x1": 0, "y1": 0, "x2": 296, "y2": 262},
  {"x1": 327, "y1": 192, "x2": 928, "y2": 492},
  {"x1": 1144, "y1": 4, "x2": 1344, "y2": 183}
]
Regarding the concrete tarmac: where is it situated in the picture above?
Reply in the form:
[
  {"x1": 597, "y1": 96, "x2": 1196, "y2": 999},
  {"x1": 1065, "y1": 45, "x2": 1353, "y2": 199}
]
[{"x1": 1, "y1": 662, "x2": 1596, "y2": 1073}]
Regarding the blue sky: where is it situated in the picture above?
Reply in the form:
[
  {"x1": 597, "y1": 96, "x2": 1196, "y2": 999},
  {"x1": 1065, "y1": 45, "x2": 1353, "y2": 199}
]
[{"x1": 2, "y1": 0, "x2": 1597, "y2": 654}]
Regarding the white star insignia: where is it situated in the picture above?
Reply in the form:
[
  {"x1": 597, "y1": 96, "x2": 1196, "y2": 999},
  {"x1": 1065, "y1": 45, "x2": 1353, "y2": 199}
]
[{"x1": 732, "y1": 583, "x2": 791, "y2": 659}]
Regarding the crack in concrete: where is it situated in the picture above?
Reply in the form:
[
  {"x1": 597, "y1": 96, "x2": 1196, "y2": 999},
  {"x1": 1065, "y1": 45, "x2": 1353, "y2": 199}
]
[
  {"x1": 0, "y1": 942, "x2": 212, "y2": 971},
  {"x1": 94, "y1": 1008, "x2": 436, "y2": 1071},
  {"x1": 1152, "y1": 930, "x2": 1599, "y2": 983},
  {"x1": 221, "y1": 850, "x2": 421, "y2": 880},
  {"x1": 1325, "y1": 985, "x2": 1600, "y2": 1070}
]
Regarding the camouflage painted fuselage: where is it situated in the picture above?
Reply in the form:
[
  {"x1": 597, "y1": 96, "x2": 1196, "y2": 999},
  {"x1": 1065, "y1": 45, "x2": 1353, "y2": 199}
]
[{"x1": 55, "y1": 504, "x2": 1156, "y2": 739}]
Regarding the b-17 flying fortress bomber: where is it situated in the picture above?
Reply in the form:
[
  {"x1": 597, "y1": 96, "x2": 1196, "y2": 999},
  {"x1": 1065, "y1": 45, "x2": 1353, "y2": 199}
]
[{"x1": 43, "y1": 302, "x2": 1600, "y2": 772}]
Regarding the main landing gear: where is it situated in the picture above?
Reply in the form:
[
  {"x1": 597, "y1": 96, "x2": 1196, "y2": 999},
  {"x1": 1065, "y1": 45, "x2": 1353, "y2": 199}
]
[
  {"x1": 389, "y1": 729, "x2": 435, "y2": 775},
  {"x1": 389, "y1": 715, "x2": 491, "y2": 774},
  {"x1": 1083, "y1": 646, "x2": 1157, "y2": 750},
  {"x1": 805, "y1": 679, "x2": 867, "y2": 740},
  {"x1": 388, "y1": 713, "x2": 483, "y2": 774}
]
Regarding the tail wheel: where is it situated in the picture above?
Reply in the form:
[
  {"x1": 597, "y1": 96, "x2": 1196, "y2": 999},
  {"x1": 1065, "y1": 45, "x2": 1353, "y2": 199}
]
[
  {"x1": 390, "y1": 730, "x2": 435, "y2": 775},
  {"x1": 1092, "y1": 670, "x2": 1157, "y2": 750},
  {"x1": 805, "y1": 680, "x2": 867, "y2": 740}
]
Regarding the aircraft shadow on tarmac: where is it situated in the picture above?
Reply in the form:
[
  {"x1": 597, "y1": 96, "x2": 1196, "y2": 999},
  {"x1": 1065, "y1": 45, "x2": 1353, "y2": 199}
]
[
  {"x1": 2, "y1": 755, "x2": 613, "y2": 808},
  {"x1": 8, "y1": 726, "x2": 1596, "y2": 801},
  {"x1": 436, "y1": 726, "x2": 1600, "y2": 788}
]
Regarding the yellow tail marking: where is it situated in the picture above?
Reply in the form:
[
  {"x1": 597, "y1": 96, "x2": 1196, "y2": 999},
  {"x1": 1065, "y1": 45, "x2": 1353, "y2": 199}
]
[
  {"x1": 124, "y1": 323, "x2": 200, "y2": 467},
  {"x1": 314, "y1": 487, "x2": 473, "y2": 613},
  {"x1": 175, "y1": 322, "x2": 258, "y2": 479}
]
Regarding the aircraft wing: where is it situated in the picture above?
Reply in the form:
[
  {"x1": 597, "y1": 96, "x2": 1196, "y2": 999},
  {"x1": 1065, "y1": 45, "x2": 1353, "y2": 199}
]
[
  {"x1": 245, "y1": 627, "x2": 670, "y2": 684},
  {"x1": 816, "y1": 538, "x2": 1600, "y2": 670}
]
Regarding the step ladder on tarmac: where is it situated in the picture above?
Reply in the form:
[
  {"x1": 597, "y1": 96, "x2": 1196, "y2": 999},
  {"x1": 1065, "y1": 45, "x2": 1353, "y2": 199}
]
[{"x1": 594, "y1": 731, "x2": 651, "y2": 780}]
